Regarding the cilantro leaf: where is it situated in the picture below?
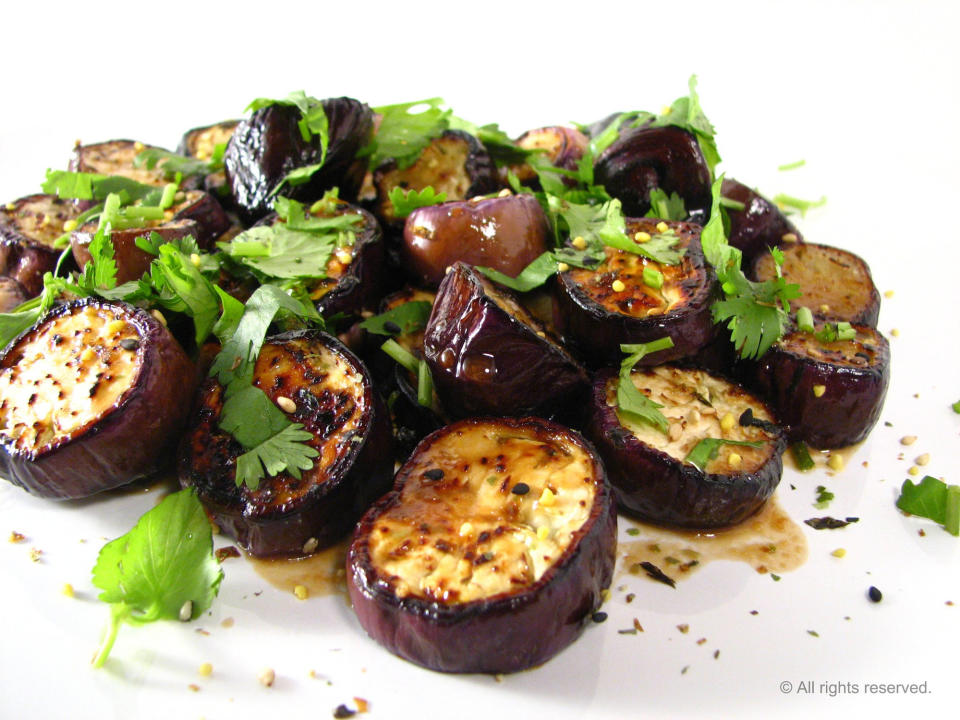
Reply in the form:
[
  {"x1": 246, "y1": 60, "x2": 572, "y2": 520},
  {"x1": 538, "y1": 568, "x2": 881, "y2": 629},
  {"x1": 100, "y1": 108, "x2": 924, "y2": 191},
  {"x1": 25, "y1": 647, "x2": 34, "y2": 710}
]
[
  {"x1": 235, "y1": 424, "x2": 319, "y2": 489},
  {"x1": 616, "y1": 337, "x2": 675, "y2": 433},
  {"x1": 42, "y1": 170, "x2": 162, "y2": 204},
  {"x1": 134, "y1": 147, "x2": 222, "y2": 178},
  {"x1": 388, "y1": 186, "x2": 448, "y2": 218},
  {"x1": 645, "y1": 188, "x2": 687, "y2": 221},
  {"x1": 814, "y1": 485, "x2": 835, "y2": 509},
  {"x1": 222, "y1": 224, "x2": 336, "y2": 279},
  {"x1": 364, "y1": 98, "x2": 451, "y2": 170},
  {"x1": 684, "y1": 438, "x2": 764, "y2": 471},
  {"x1": 897, "y1": 476, "x2": 960, "y2": 535},
  {"x1": 653, "y1": 75, "x2": 721, "y2": 177},
  {"x1": 358, "y1": 301, "x2": 433, "y2": 336},
  {"x1": 90, "y1": 488, "x2": 222, "y2": 667},
  {"x1": 476, "y1": 252, "x2": 562, "y2": 292},
  {"x1": 76, "y1": 223, "x2": 117, "y2": 293}
]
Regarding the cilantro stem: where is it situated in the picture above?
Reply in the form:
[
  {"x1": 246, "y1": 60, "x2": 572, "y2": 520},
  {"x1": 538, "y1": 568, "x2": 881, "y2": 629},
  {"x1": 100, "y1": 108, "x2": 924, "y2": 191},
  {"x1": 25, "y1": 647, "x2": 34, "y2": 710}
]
[
  {"x1": 945, "y1": 486, "x2": 960, "y2": 536},
  {"x1": 91, "y1": 603, "x2": 129, "y2": 668}
]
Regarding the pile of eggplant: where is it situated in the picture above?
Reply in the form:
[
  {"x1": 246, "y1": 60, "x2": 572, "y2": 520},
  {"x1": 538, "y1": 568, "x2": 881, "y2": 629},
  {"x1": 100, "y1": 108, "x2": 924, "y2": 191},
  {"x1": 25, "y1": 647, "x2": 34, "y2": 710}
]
[{"x1": 0, "y1": 90, "x2": 889, "y2": 674}]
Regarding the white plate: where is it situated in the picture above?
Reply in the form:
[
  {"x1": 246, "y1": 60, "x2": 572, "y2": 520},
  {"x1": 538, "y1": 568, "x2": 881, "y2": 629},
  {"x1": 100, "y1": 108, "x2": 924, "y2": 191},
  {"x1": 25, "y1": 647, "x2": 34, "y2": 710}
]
[{"x1": 2, "y1": 3, "x2": 959, "y2": 718}]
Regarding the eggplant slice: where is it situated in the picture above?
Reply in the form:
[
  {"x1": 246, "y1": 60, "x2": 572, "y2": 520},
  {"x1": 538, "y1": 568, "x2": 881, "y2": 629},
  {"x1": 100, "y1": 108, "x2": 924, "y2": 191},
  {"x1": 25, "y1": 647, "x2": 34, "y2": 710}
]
[
  {"x1": 402, "y1": 192, "x2": 550, "y2": 287},
  {"x1": 721, "y1": 178, "x2": 803, "y2": 268},
  {"x1": 553, "y1": 218, "x2": 718, "y2": 368},
  {"x1": 72, "y1": 218, "x2": 199, "y2": 284},
  {"x1": 423, "y1": 262, "x2": 589, "y2": 419},
  {"x1": 502, "y1": 125, "x2": 589, "y2": 187},
  {"x1": 587, "y1": 365, "x2": 786, "y2": 528},
  {"x1": 373, "y1": 130, "x2": 499, "y2": 231},
  {"x1": 0, "y1": 298, "x2": 196, "y2": 499},
  {"x1": 347, "y1": 416, "x2": 616, "y2": 674},
  {"x1": 751, "y1": 242, "x2": 881, "y2": 328},
  {"x1": 70, "y1": 139, "x2": 175, "y2": 188},
  {"x1": 0, "y1": 194, "x2": 81, "y2": 296},
  {"x1": 747, "y1": 324, "x2": 890, "y2": 448},
  {"x1": 179, "y1": 330, "x2": 394, "y2": 557}
]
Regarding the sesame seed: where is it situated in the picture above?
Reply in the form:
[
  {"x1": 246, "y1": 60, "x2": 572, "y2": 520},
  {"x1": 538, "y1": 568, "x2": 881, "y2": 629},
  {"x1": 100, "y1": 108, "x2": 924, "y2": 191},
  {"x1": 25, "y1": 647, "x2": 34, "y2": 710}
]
[
  {"x1": 557, "y1": 262, "x2": 570, "y2": 272},
  {"x1": 258, "y1": 668, "x2": 275, "y2": 687},
  {"x1": 498, "y1": 188, "x2": 512, "y2": 197},
  {"x1": 592, "y1": 611, "x2": 608, "y2": 623},
  {"x1": 868, "y1": 586, "x2": 883, "y2": 602},
  {"x1": 884, "y1": 290, "x2": 894, "y2": 299},
  {"x1": 915, "y1": 453, "x2": 931, "y2": 466},
  {"x1": 179, "y1": 600, "x2": 193, "y2": 621},
  {"x1": 656, "y1": 221, "x2": 669, "y2": 233},
  {"x1": 198, "y1": 662, "x2": 213, "y2": 677},
  {"x1": 511, "y1": 482, "x2": 530, "y2": 495},
  {"x1": 302, "y1": 537, "x2": 319, "y2": 554},
  {"x1": 827, "y1": 453, "x2": 844, "y2": 471},
  {"x1": 276, "y1": 396, "x2": 297, "y2": 413},
  {"x1": 293, "y1": 585, "x2": 308, "y2": 600},
  {"x1": 900, "y1": 435, "x2": 917, "y2": 445},
  {"x1": 458, "y1": 522, "x2": 473, "y2": 537},
  {"x1": 634, "y1": 231, "x2": 651, "y2": 242},
  {"x1": 63, "y1": 219, "x2": 78, "y2": 232},
  {"x1": 572, "y1": 236, "x2": 587, "y2": 250},
  {"x1": 813, "y1": 385, "x2": 826, "y2": 397},
  {"x1": 611, "y1": 279, "x2": 626, "y2": 293},
  {"x1": 781, "y1": 232, "x2": 798, "y2": 243},
  {"x1": 831, "y1": 548, "x2": 846, "y2": 558}
]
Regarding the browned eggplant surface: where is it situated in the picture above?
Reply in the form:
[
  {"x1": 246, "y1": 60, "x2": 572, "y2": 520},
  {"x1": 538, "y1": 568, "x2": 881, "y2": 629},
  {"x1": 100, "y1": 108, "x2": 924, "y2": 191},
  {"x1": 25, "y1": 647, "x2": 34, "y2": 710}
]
[
  {"x1": 0, "y1": 277, "x2": 28, "y2": 313},
  {"x1": 751, "y1": 241, "x2": 881, "y2": 327},
  {"x1": 747, "y1": 324, "x2": 890, "y2": 448},
  {"x1": 594, "y1": 125, "x2": 712, "y2": 221},
  {"x1": 224, "y1": 97, "x2": 373, "y2": 223},
  {"x1": 402, "y1": 193, "x2": 550, "y2": 287},
  {"x1": 70, "y1": 140, "x2": 173, "y2": 187},
  {"x1": 587, "y1": 366, "x2": 785, "y2": 528},
  {"x1": 0, "y1": 298, "x2": 196, "y2": 499},
  {"x1": 721, "y1": 178, "x2": 803, "y2": 267},
  {"x1": 72, "y1": 218, "x2": 198, "y2": 284},
  {"x1": 373, "y1": 130, "x2": 499, "y2": 230},
  {"x1": 178, "y1": 120, "x2": 239, "y2": 158},
  {"x1": 347, "y1": 416, "x2": 616, "y2": 673},
  {"x1": 502, "y1": 125, "x2": 589, "y2": 186},
  {"x1": 179, "y1": 330, "x2": 393, "y2": 557},
  {"x1": 423, "y1": 263, "x2": 588, "y2": 419},
  {"x1": 553, "y1": 218, "x2": 717, "y2": 368},
  {"x1": 0, "y1": 194, "x2": 82, "y2": 296}
]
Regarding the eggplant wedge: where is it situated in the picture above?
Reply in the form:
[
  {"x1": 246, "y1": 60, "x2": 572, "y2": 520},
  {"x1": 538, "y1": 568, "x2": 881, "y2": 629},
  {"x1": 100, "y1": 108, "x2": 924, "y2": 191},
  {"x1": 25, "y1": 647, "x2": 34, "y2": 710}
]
[
  {"x1": 587, "y1": 365, "x2": 786, "y2": 528},
  {"x1": 71, "y1": 218, "x2": 198, "y2": 284},
  {"x1": 347, "y1": 416, "x2": 616, "y2": 674},
  {"x1": 0, "y1": 298, "x2": 196, "y2": 499},
  {"x1": 721, "y1": 178, "x2": 803, "y2": 267},
  {"x1": 0, "y1": 194, "x2": 82, "y2": 296},
  {"x1": 553, "y1": 218, "x2": 718, "y2": 368},
  {"x1": 423, "y1": 263, "x2": 589, "y2": 419},
  {"x1": 751, "y1": 242, "x2": 881, "y2": 328},
  {"x1": 594, "y1": 125, "x2": 712, "y2": 221},
  {"x1": 373, "y1": 130, "x2": 500, "y2": 231},
  {"x1": 179, "y1": 330, "x2": 394, "y2": 557},
  {"x1": 502, "y1": 125, "x2": 589, "y2": 187},
  {"x1": 224, "y1": 97, "x2": 374, "y2": 223},
  {"x1": 402, "y1": 193, "x2": 550, "y2": 287},
  {"x1": 746, "y1": 324, "x2": 890, "y2": 448}
]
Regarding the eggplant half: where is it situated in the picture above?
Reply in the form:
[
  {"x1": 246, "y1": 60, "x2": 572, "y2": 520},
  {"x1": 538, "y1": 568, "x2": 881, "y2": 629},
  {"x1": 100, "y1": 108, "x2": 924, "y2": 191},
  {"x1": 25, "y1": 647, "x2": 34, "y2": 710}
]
[
  {"x1": 423, "y1": 262, "x2": 589, "y2": 419},
  {"x1": 373, "y1": 130, "x2": 500, "y2": 231},
  {"x1": 70, "y1": 139, "x2": 175, "y2": 188},
  {"x1": 594, "y1": 125, "x2": 712, "y2": 221},
  {"x1": 402, "y1": 193, "x2": 550, "y2": 287},
  {"x1": 586, "y1": 365, "x2": 786, "y2": 528},
  {"x1": 224, "y1": 97, "x2": 374, "y2": 223},
  {"x1": 179, "y1": 329, "x2": 394, "y2": 557},
  {"x1": 0, "y1": 194, "x2": 82, "y2": 296},
  {"x1": 347, "y1": 416, "x2": 616, "y2": 674},
  {"x1": 751, "y1": 242, "x2": 881, "y2": 328},
  {"x1": 0, "y1": 277, "x2": 28, "y2": 313},
  {"x1": 553, "y1": 218, "x2": 718, "y2": 368},
  {"x1": 721, "y1": 178, "x2": 803, "y2": 267},
  {"x1": 0, "y1": 298, "x2": 196, "y2": 499},
  {"x1": 746, "y1": 324, "x2": 890, "y2": 448},
  {"x1": 502, "y1": 125, "x2": 589, "y2": 187}
]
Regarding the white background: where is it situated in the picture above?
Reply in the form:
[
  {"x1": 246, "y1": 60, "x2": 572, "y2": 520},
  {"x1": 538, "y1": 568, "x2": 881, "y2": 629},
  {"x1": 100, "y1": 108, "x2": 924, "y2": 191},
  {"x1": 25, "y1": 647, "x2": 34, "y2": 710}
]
[{"x1": 1, "y1": 1, "x2": 959, "y2": 718}]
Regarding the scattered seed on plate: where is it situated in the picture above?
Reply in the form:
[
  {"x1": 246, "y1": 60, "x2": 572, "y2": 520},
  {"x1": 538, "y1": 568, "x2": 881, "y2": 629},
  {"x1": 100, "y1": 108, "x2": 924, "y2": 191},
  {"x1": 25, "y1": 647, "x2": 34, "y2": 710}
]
[
  {"x1": 868, "y1": 586, "x2": 883, "y2": 603},
  {"x1": 258, "y1": 668, "x2": 275, "y2": 687}
]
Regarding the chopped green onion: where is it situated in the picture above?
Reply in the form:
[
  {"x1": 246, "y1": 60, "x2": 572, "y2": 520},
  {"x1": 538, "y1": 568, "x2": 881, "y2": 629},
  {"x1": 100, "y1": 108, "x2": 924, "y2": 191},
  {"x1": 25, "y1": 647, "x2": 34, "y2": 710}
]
[
  {"x1": 796, "y1": 306, "x2": 814, "y2": 333},
  {"x1": 945, "y1": 486, "x2": 960, "y2": 536},
  {"x1": 417, "y1": 359, "x2": 434, "y2": 409},
  {"x1": 719, "y1": 196, "x2": 746, "y2": 211},
  {"x1": 836, "y1": 322, "x2": 856, "y2": 341},
  {"x1": 642, "y1": 266, "x2": 664, "y2": 290},
  {"x1": 952, "y1": 399, "x2": 960, "y2": 414},
  {"x1": 790, "y1": 441, "x2": 815, "y2": 471},
  {"x1": 777, "y1": 159, "x2": 806, "y2": 171},
  {"x1": 773, "y1": 193, "x2": 826, "y2": 217},
  {"x1": 159, "y1": 183, "x2": 178, "y2": 210},
  {"x1": 380, "y1": 339, "x2": 419, "y2": 375}
]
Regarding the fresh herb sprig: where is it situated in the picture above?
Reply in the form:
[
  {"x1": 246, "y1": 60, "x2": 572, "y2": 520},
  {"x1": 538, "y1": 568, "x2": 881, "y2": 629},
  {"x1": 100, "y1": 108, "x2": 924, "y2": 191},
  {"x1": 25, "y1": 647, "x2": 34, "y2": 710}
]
[
  {"x1": 684, "y1": 438, "x2": 764, "y2": 471},
  {"x1": 388, "y1": 186, "x2": 448, "y2": 218},
  {"x1": 616, "y1": 337, "x2": 675, "y2": 433},
  {"x1": 897, "y1": 476, "x2": 960, "y2": 536}
]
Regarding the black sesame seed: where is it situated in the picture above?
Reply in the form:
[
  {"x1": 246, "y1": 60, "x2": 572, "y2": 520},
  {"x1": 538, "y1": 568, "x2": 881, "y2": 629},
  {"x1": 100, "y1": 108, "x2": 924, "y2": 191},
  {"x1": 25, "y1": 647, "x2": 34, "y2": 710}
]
[
  {"x1": 333, "y1": 705, "x2": 356, "y2": 719},
  {"x1": 511, "y1": 482, "x2": 530, "y2": 495},
  {"x1": 423, "y1": 468, "x2": 444, "y2": 481},
  {"x1": 383, "y1": 321, "x2": 402, "y2": 334},
  {"x1": 51, "y1": 334, "x2": 63, "y2": 346},
  {"x1": 868, "y1": 586, "x2": 883, "y2": 603},
  {"x1": 592, "y1": 611, "x2": 608, "y2": 623},
  {"x1": 119, "y1": 338, "x2": 140, "y2": 351}
]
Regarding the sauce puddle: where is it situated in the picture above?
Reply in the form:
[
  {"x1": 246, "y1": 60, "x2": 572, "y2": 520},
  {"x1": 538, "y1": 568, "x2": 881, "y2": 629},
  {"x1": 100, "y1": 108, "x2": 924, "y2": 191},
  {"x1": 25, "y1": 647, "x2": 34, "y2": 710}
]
[
  {"x1": 248, "y1": 539, "x2": 350, "y2": 598},
  {"x1": 618, "y1": 495, "x2": 808, "y2": 582}
]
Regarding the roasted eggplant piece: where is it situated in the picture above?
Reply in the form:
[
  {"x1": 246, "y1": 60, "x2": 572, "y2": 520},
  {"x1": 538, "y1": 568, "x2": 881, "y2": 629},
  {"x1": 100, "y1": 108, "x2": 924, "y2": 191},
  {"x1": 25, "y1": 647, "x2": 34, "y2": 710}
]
[
  {"x1": 347, "y1": 416, "x2": 616, "y2": 673},
  {"x1": 71, "y1": 218, "x2": 198, "y2": 284},
  {"x1": 402, "y1": 193, "x2": 550, "y2": 287},
  {"x1": 746, "y1": 323, "x2": 890, "y2": 448},
  {"x1": 179, "y1": 330, "x2": 394, "y2": 557},
  {"x1": 0, "y1": 298, "x2": 195, "y2": 499},
  {"x1": 373, "y1": 130, "x2": 499, "y2": 231},
  {"x1": 751, "y1": 242, "x2": 881, "y2": 328},
  {"x1": 553, "y1": 218, "x2": 718, "y2": 368},
  {"x1": 502, "y1": 125, "x2": 589, "y2": 187},
  {"x1": 594, "y1": 125, "x2": 712, "y2": 222},
  {"x1": 0, "y1": 277, "x2": 28, "y2": 313},
  {"x1": 721, "y1": 178, "x2": 803, "y2": 267},
  {"x1": 178, "y1": 120, "x2": 239, "y2": 159},
  {"x1": 0, "y1": 194, "x2": 81, "y2": 296},
  {"x1": 423, "y1": 263, "x2": 589, "y2": 419},
  {"x1": 70, "y1": 139, "x2": 175, "y2": 188},
  {"x1": 586, "y1": 366, "x2": 785, "y2": 528},
  {"x1": 224, "y1": 97, "x2": 374, "y2": 223}
]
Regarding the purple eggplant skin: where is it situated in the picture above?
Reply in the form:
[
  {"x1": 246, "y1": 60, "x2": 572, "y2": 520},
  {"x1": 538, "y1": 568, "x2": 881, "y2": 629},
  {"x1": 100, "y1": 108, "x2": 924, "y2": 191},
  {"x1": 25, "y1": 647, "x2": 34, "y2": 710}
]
[
  {"x1": 746, "y1": 325, "x2": 890, "y2": 449},
  {"x1": 586, "y1": 369, "x2": 786, "y2": 528},
  {"x1": 179, "y1": 329, "x2": 394, "y2": 557},
  {"x1": 502, "y1": 126, "x2": 589, "y2": 187},
  {"x1": 423, "y1": 262, "x2": 589, "y2": 420},
  {"x1": 0, "y1": 194, "x2": 82, "y2": 296},
  {"x1": 71, "y1": 218, "x2": 199, "y2": 284},
  {"x1": 552, "y1": 218, "x2": 719, "y2": 369},
  {"x1": 721, "y1": 178, "x2": 803, "y2": 268},
  {"x1": 170, "y1": 190, "x2": 232, "y2": 247},
  {"x1": 402, "y1": 193, "x2": 550, "y2": 288},
  {"x1": 224, "y1": 97, "x2": 374, "y2": 224},
  {"x1": 373, "y1": 130, "x2": 500, "y2": 232},
  {"x1": 346, "y1": 416, "x2": 617, "y2": 674},
  {"x1": 594, "y1": 125, "x2": 712, "y2": 221},
  {"x1": 0, "y1": 277, "x2": 28, "y2": 313},
  {"x1": 0, "y1": 298, "x2": 196, "y2": 499}
]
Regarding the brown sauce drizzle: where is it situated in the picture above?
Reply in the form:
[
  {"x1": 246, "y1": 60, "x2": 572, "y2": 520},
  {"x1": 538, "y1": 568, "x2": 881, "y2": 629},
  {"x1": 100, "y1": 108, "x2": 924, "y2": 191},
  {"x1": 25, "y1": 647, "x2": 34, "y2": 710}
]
[
  {"x1": 618, "y1": 495, "x2": 808, "y2": 581},
  {"x1": 248, "y1": 539, "x2": 350, "y2": 598}
]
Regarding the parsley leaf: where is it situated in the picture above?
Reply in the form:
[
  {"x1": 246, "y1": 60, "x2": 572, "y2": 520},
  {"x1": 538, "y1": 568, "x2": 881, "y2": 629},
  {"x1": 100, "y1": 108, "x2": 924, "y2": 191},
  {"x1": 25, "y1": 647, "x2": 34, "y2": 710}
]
[
  {"x1": 616, "y1": 337, "x2": 675, "y2": 433},
  {"x1": 388, "y1": 186, "x2": 448, "y2": 218},
  {"x1": 358, "y1": 301, "x2": 432, "y2": 336},
  {"x1": 684, "y1": 438, "x2": 764, "y2": 471},
  {"x1": 897, "y1": 476, "x2": 960, "y2": 536},
  {"x1": 90, "y1": 488, "x2": 222, "y2": 668}
]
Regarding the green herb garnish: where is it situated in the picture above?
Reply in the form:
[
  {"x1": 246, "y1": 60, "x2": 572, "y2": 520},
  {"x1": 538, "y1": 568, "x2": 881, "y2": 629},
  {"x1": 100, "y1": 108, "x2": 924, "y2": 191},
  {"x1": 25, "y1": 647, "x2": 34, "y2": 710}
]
[
  {"x1": 90, "y1": 488, "x2": 223, "y2": 668},
  {"x1": 773, "y1": 193, "x2": 826, "y2": 217},
  {"x1": 814, "y1": 485, "x2": 834, "y2": 509},
  {"x1": 358, "y1": 301, "x2": 432, "y2": 336},
  {"x1": 777, "y1": 159, "x2": 806, "y2": 171},
  {"x1": 652, "y1": 75, "x2": 721, "y2": 178},
  {"x1": 363, "y1": 98, "x2": 450, "y2": 170},
  {"x1": 616, "y1": 337, "x2": 675, "y2": 433},
  {"x1": 897, "y1": 476, "x2": 960, "y2": 536},
  {"x1": 645, "y1": 188, "x2": 688, "y2": 221},
  {"x1": 953, "y1": 400, "x2": 960, "y2": 414},
  {"x1": 380, "y1": 338, "x2": 435, "y2": 411},
  {"x1": 684, "y1": 438, "x2": 764, "y2": 471},
  {"x1": 790, "y1": 441, "x2": 816, "y2": 471},
  {"x1": 389, "y1": 186, "x2": 448, "y2": 218}
]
